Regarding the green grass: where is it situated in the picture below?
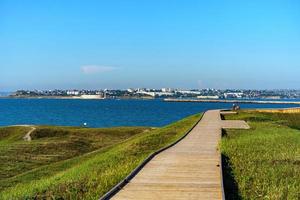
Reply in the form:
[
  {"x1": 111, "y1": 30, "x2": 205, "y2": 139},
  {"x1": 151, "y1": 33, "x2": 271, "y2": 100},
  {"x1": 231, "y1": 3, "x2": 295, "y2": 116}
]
[
  {"x1": 221, "y1": 111, "x2": 300, "y2": 200},
  {"x1": 0, "y1": 126, "x2": 148, "y2": 185},
  {"x1": 0, "y1": 113, "x2": 201, "y2": 199}
]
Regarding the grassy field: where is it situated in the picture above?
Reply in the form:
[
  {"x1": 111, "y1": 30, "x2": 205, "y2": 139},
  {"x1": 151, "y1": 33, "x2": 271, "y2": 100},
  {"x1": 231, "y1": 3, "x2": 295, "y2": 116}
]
[
  {"x1": 0, "y1": 113, "x2": 200, "y2": 199},
  {"x1": 221, "y1": 111, "x2": 300, "y2": 200},
  {"x1": 0, "y1": 126, "x2": 149, "y2": 182}
]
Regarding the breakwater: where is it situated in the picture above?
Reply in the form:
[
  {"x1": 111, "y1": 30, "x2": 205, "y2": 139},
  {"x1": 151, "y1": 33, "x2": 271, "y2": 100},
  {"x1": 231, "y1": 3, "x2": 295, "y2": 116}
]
[{"x1": 164, "y1": 98, "x2": 300, "y2": 105}]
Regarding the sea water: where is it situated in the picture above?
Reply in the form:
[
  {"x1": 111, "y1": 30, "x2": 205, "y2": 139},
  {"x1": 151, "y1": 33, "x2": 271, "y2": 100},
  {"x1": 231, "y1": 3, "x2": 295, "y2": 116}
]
[{"x1": 0, "y1": 98, "x2": 298, "y2": 127}]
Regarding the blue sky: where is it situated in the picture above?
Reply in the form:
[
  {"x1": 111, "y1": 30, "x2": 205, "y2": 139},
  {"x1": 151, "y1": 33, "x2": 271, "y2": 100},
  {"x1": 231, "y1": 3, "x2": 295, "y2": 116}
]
[{"x1": 1, "y1": 0, "x2": 300, "y2": 90}]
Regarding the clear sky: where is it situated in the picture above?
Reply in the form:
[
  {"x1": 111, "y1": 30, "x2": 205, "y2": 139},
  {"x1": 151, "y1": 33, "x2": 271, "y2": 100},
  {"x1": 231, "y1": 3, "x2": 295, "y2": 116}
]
[{"x1": 1, "y1": 0, "x2": 300, "y2": 91}]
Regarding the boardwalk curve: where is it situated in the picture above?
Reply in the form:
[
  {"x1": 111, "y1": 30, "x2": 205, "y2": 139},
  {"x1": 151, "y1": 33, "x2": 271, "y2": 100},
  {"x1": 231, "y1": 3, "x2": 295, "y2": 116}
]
[{"x1": 111, "y1": 110, "x2": 249, "y2": 200}]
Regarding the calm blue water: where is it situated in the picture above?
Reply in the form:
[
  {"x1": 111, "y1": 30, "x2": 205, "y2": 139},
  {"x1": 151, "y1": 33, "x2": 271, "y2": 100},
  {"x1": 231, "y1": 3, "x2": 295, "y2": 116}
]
[{"x1": 0, "y1": 98, "x2": 299, "y2": 127}]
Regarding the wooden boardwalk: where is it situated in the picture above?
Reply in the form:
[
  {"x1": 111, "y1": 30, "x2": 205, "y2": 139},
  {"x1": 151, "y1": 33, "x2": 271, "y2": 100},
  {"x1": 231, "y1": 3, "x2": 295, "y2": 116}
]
[{"x1": 112, "y1": 110, "x2": 249, "y2": 200}]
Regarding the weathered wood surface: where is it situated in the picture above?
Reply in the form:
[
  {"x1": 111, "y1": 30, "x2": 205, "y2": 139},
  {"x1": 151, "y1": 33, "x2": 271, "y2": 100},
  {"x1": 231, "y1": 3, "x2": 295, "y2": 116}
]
[{"x1": 112, "y1": 110, "x2": 249, "y2": 200}]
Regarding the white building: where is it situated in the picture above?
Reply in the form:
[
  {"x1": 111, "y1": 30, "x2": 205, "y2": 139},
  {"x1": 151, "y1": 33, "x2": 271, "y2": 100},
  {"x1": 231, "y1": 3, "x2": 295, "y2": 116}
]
[
  {"x1": 67, "y1": 90, "x2": 79, "y2": 96},
  {"x1": 197, "y1": 95, "x2": 219, "y2": 99},
  {"x1": 136, "y1": 91, "x2": 156, "y2": 97},
  {"x1": 79, "y1": 95, "x2": 105, "y2": 99},
  {"x1": 224, "y1": 93, "x2": 243, "y2": 98},
  {"x1": 127, "y1": 88, "x2": 135, "y2": 93},
  {"x1": 178, "y1": 90, "x2": 201, "y2": 95},
  {"x1": 136, "y1": 91, "x2": 174, "y2": 97},
  {"x1": 161, "y1": 88, "x2": 174, "y2": 93}
]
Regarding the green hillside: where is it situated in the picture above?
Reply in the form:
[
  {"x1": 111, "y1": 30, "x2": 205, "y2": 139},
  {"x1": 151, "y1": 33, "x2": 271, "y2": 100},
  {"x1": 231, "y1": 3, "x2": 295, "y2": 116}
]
[
  {"x1": 0, "y1": 113, "x2": 200, "y2": 199},
  {"x1": 221, "y1": 111, "x2": 300, "y2": 200}
]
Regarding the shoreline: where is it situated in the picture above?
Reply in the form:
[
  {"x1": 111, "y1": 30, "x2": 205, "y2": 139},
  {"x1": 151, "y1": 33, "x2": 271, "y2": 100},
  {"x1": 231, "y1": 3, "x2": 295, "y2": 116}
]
[
  {"x1": 0, "y1": 96, "x2": 154, "y2": 100},
  {"x1": 1, "y1": 96, "x2": 106, "y2": 100},
  {"x1": 164, "y1": 98, "x2": 300, "y2": 105},
  {"x1": 2, "y1": 96, "x2": 300, "y2": 104}
]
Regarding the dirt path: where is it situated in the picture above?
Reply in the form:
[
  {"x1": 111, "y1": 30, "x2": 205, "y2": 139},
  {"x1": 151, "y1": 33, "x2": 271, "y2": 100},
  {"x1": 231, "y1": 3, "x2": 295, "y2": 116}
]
[
  {"x1": 8, "y1": 125, "x2": 36, "y2": 141},
  {"x1": 112, "y1": 110, "x2": 249, "y2": 200},
  {"x1": 22, "y1": 126, "x2": 36, "y2": 141}
]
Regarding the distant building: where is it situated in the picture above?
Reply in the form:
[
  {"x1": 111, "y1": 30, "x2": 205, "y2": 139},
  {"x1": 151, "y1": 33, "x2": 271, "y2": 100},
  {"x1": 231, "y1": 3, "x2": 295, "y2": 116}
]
[
  {"x1": 224, "y1": 93, "x2": 243, "y2": 98},
  {"x1": 136, "y1": 91, "x2": 174, "y2": 97},
  {"x1": 137, "y1": 88, "x2": 146, "y2": 92},
  {"x1": 155, "y1": 92, "x2": 174, "y2": 97},
  {"x1": 161, "y1": 88, "x2": 174, "y2": 92},
  {"x1": 79, "y1": 95, "x2": 105, "y2": 99},
  {"x1": 178, "y1": 90, "x2": 201, "y2": 95},
  {"x1": 262, "y1": 96, "x2": 281, "y2": 100},
  {"x1": 136, "y1": 91, "x2": 156, "y2": 97},
  {"x1": 161, "y1": 88, "x2": 167, "y2": 92},
  {"x1": 127, "y1": 88, "x2": 135, "y2": 93},
  {"x1": 197, "y1": 95, "x2": 219, "y2": 99},
  {"x1": 67, "y1": 90, "x2": 79, "y2": 96}
]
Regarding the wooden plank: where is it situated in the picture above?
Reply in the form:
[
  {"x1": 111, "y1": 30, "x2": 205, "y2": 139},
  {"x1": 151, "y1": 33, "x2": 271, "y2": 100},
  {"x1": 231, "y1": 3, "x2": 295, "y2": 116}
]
[{"x1": 112, "y1": 110, "x2": 249, "y2": 200}]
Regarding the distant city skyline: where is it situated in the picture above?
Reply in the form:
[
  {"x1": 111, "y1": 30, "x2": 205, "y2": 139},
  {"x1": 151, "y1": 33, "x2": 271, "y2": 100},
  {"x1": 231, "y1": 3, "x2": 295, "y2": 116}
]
[
  {"x1": 8, "y1": 88, "x2": 300, "y2": 101},
  {"x1": 1, "y1": 0, "x2": 300, "y2": 91}
]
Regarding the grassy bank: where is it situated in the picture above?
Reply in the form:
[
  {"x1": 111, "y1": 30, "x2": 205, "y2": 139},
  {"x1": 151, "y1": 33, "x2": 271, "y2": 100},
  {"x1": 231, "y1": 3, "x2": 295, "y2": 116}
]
[
  {"x1": 0, "y1": 113, "x2": 200, "y2": 199},
  {"x1": 0, "y1": 126, "x2": 149, "y2": 183},
  {"x1": 221, "y1": 111, "x2": 300, "y2": 200}
]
